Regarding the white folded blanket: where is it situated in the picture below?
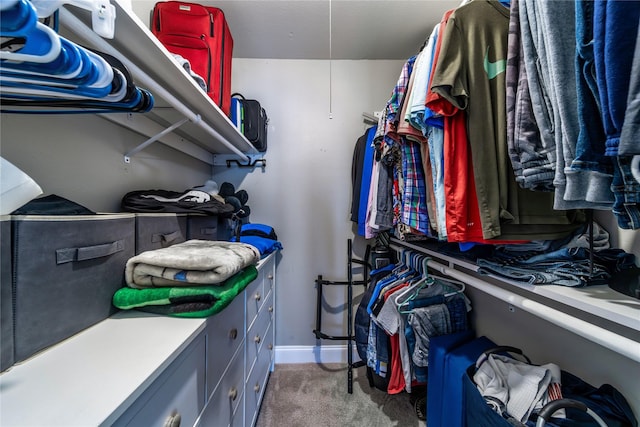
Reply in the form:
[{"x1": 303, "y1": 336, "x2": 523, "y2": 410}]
[{"x1": 125, "y1": 240, "x2": 260, "y2": 288}]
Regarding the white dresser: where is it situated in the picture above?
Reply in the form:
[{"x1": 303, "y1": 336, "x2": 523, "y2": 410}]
[{"x1": 0, "y1": 252, "x2": 277, "y2": 427}]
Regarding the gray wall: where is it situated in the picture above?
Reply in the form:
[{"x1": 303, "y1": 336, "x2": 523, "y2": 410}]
[{"x1": 219, "y1": 58, "x2": 404, "y2": 346}]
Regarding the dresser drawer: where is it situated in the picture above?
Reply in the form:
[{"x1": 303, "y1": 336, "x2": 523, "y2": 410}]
[
  {"x1": 206, "y1": 291, "x2": 245, "y2": 397},
  {"x1": 113, "y1": 335, "x2": 206, "y2": 427},
  {"x1": 262, "y1": 258, "x2": 275, "y2": 297},
  {"x1": 196, "y1": 346, "x2": 245, "y2": 427},
  {"x1": 246, "y1": 291, "x2": 273, "y2": 370},
  {"x1": 245, "y1": 322, "x2": 273, "y2": 427},
  {"x1": 245, "y1": 272, "x2": 264, "y2": 330}
]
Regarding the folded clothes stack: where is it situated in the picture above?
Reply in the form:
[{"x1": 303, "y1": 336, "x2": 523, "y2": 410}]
[
  {"x1": 113, "y1": 240, "x2": 260, "y2": 317},
  {"x1": 231, "y1": 223, "x2": 282, "y2": 257}
]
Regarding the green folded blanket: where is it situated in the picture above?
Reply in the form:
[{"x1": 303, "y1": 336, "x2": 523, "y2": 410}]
[{"x1": 112, "y1": 265, "x2": 258, "y2": 318}]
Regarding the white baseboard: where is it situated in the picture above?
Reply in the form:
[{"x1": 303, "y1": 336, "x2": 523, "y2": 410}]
[{"x1": 274, "y1": 345, "x2": 362, "y2": 365}]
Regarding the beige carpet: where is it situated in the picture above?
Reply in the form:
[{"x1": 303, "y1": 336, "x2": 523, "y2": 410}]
[{"x1": 255, "y1": 363, "x2": 425, "y2": 427}]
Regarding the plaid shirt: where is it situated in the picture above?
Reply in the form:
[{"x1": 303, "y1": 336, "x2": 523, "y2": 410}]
[
  {"x1": 400, "y1": 137, "x2": 430, "y2": 234},
  {"x1": 386, "y1": 55, "x2": 417, "y2": 129}
]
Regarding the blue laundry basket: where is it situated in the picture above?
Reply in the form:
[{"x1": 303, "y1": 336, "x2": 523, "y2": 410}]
[{"x1": 462, "y1": 351, "x2": 638, "y2": 427}]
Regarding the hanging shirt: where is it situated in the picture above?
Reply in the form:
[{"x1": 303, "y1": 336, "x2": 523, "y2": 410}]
[{"x1": 431, "y1": 0, "x2": 579, "y2": 241}]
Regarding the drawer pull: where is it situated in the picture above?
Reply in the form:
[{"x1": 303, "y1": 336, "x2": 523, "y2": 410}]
[
  {"x1": 254, "y1": 292, "x2": 261, "y2": 301},
  {"x1": 163, "y1": 411, "x2": 181, "y2": 427},
  {"x1": 229, "y1": 328, "x2": 238, "y2": 340},
  {"x1": 254, "y1": 383, "x2": 261, "y2": 393},
  {"x1": 229, "y1": 387, "x2": 238, "y2": 401},
  {"x1": 267, "y1": 274, "x2": 273, "y2": 280},
  {"x1": 268, "y1": 344, "x2": 273, "y2": 350},
  {"x1": 254, "y1": 335, "x2": 261, "y2": 344},
  {"x1": 268, "y1": 305, "x2": 273, "y2": 313}
]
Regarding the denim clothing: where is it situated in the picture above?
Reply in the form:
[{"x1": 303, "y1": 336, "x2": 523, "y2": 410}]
[
  {"x1": 404, "y1": 321, "x2": 428, "y2": 384},
  {"x1": 612, "y1": 154, "x2": 640, "y2": 229},
  {"x1": 477, "y1": 256, "x2": 610, "y2": 287},
  {"x1": 567, "y1": 0, "x2": 614, "y2": 206},
  {"x1": 401, "y1": 293, "x2": 448, "y2": 384},
  {"x1": 592, "y1": 1, "x2": 640, "y2": 228},
  {"x1": 594, "y1": 1, "x2": 640, "y2": 157},
  {"x1": 408, "y1": 304, "x2": 451, "y2": 367},
  {"x1": 587, "y1": 248, "x2": 638, "y2": 274},
  {"x1": 506, "y1": 0, "x2": 554, "y2": 191},
  {"x1": 367, "y1": 321, "x2": 390, "y2": 376},
  {"x1": 426, "y1": 126, "x2": 447, "y2": 240},
  {"x1": 445, "y1": 296, "x2": 469, "y2": 333},
  {"x1": 520, "y1": 1, "x2": 582, "y2": 210},
  {"x1": 619, "y1": 28, "x2": 640, "y2": 156},
  {"x1": 494, "y1": 221, "x2": 610, "y2": 262},
  {"x1": 489, "y1": 243, "x2": 636, "y2": 277}
]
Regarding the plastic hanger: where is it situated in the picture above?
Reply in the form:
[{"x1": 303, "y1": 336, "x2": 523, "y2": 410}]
[
  {"x1": 1, "y1": 0, "x2": 61, "y2": 64},
  {"x1": 0, "y1": 0, "x2": 37, "y2": 36},
  {"x1": 429, "y1": 272, "x2": 466, "y2": 298},
  {"x1": 0, "y1": 21, "x2": 61, "y2": 63},
  {"x1": 392, "y1": 249, "x2": 412, "y2": 276},
  {"x1": 1, "y1": 37, "x2": 85, "y2": 79},
  {"x1": 394, "y1": 270, "x2": 434, "y2": 307}
]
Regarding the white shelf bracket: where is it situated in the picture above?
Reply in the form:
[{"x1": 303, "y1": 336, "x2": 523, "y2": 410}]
[{"x1": 124, "y1": 116, "x2": 194, "y2": 163}]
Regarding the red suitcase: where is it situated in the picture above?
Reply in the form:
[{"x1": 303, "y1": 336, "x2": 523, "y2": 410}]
[{"x1": 152, "y1": 1, "x2": 233, "y2": 116}]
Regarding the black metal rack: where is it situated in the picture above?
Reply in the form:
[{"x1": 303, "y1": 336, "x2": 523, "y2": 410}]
[{"x1": 313, "y1": 239, "x2": 371, "y2": 393}]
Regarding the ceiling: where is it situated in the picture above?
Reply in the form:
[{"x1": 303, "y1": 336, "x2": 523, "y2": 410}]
[{"x1": 131, "y1": 0, "x2": 460, "y2": 60}]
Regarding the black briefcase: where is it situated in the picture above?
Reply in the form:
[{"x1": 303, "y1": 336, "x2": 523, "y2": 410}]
[{"x1": 232, "y1": 93, "x2": 268, "y2": 152}]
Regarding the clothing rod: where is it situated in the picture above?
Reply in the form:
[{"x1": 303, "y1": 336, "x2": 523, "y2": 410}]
[
  {"x1": 58, "y1": 8, "x2": 249, "y2": 161},
  {"x1": 423, "y1": 257, "x2": 640, "y2": 363}
]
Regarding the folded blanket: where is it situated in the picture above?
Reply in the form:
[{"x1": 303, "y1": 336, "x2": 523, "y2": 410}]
[
  {"x1": 125, "y1": 240, "x2": 260, "y2": 288},
  {"x1": 113, "y1": 265, "x2": 258, "y2": 317}
]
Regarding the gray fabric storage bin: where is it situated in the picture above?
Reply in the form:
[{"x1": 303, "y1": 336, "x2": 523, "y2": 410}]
[
  {"x1": 217, "y1": 217, "x2": 236, "y2": 241},
  {"x1": 187, "y1": 215, "x2": 219, "y2": 240},
  {"x1": 1, "y1": 216, "x2": 14, "y2": 371},
  {"x1": 11, "y1": 213, "x2": 135, "y2": 363},
  {"x1": 134, "y1": 213, "x2": 187, "y2": 254}
]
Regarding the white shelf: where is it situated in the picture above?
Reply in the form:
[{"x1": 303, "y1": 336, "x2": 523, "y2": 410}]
[
  {"x1": 390, "y1": 238, "x2": 640, "y2": 335},
  {"x1": 57, "y1": 0, "x2": 258, "y2": 164}
]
